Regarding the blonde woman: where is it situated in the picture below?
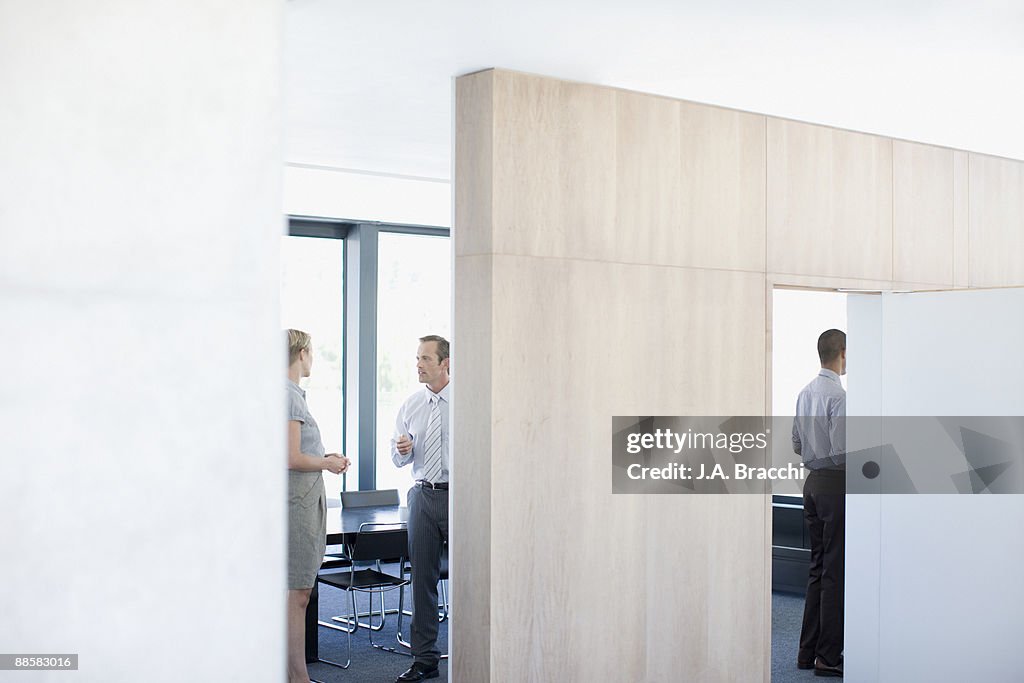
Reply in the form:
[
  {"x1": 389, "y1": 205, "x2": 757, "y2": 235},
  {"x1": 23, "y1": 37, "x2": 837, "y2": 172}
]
[{"x1": 286, "y1": 329, "x2": 349, "y2": 683}]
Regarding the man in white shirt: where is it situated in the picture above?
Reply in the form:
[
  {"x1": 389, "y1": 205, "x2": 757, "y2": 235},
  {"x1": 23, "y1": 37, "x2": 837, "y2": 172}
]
[
  {"x1": 392, "y1": 335, "x2": 450, "y2": 682},
  {"x1": 792, "y1": 328, "x2": 846, "y2": 678}
]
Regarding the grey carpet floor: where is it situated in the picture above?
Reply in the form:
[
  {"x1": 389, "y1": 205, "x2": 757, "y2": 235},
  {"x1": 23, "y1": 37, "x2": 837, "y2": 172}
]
[{"x1": 772, "y1": 591, "x2": 821, "y2": 683}]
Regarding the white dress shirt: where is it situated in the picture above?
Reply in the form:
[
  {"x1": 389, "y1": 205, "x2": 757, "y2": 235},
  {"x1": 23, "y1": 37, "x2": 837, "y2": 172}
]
[
  {"x1": 391, "y1": 382, "x2": 450, "y2": 483},
  {"x1": 792, "y1": 369, "x2": 847, "y2": 470}
]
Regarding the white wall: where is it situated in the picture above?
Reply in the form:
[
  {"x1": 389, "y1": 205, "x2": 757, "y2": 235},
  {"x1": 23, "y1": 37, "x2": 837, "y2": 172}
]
[
  {"x1": 847, "y1": 289, "x2": 1024, "y2": 682},
  {"x1": 0, "y1": 2, "x2": 285, "y2": 681},
  {"x1": 284, "y1": 165, "x2": 450, "y2": 226}
]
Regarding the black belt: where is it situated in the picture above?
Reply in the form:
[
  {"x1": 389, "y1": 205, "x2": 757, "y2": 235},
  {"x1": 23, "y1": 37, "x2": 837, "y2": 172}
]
[{"x1": 416, "y1": 480, "x2": 449, "y2": 490}]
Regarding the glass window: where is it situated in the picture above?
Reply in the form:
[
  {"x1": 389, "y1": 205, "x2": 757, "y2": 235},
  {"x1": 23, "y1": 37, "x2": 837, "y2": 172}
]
[
  {"x1": 280, "y1": 236, "x2": 348, "y2": 498},
  {"x1": 375, "y1": 232, "x2": 451, "y2": 498},
  {"x1": 772, "y1": 288, "x2": 848, "y2": 416}
]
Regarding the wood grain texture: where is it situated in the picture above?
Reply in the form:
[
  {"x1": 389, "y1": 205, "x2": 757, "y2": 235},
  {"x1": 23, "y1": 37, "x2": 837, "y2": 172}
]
[
  {"x1": 767, "y1": 118, "x2": 893, "y2": 281},
  {"x1": 487, "y1": 255, "x2": 765, "y2": 682},
  {"x1": 767, "y1": 272, "x2": 894, "y2": 292},
  {"x1": 953, "y1": 151, "x2": 970, "y2": 288},
  {"x1": 678, "y1": 101, "x2": 766, "y2": 272},
  {"x1": 491, "y1": 71, "x2": 617, "y2": 262},
  {"x1": 640, "y1": 269, "x2": 767, "y2": 682},
  {"x1": 615, "y1": 89, "x2": 683, "y2": 265},
  {"x1": 892, "y1": 141, "x2": 954, "y2": 286},
  {"x1": 455, "y1": 70, "x2": 494, "y2": 258},
  {"x1": 453, "y1": 73, "x2": 497, "y2": 681},
  {"x1": 968, "y1": 153, "x2": 1024, "y2": 287},
  {"x1": 646, "y1": 495, "x2": 771, "y2": 682},
  {"x1": 451, "y1": 254, "x2": 493, "y2": 683},
  {"x1": 455, "y1": 68, "x2": 1024, "y2": 683},
  {"x1": 487, "y1": 255, "x2": 648, "y2": 682},
  {"x1": 490, "y1": 73, "x2": 768, "y2": 273}
]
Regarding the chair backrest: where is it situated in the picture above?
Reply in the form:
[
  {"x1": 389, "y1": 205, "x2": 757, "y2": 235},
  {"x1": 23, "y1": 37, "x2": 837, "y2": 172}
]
[
  {"x1": 349, "y1": 522, "x2": 407, "y2": 562},
  {"x1": 340, "y1": 488, "x2": 400, "y2": 508}
]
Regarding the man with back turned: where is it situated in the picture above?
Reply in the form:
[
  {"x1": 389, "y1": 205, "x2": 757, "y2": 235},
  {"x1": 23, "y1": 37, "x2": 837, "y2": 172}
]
[{"x1": 793, "y1": 328, "x2": 847, "y2": 678}]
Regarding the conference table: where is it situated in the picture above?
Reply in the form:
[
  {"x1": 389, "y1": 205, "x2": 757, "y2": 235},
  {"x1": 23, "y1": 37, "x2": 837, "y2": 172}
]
[
  {"x1": 306, "y1": 504, "x2": 409, "y2": 661},
  {"x1": 326, "y1": 504, "x2": 409, "y2": 545}
]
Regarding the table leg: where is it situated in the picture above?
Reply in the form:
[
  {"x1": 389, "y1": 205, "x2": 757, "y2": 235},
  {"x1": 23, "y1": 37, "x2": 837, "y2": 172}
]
[{"x1": 305, "y1": 582, "x2": 318, "y2": 662}]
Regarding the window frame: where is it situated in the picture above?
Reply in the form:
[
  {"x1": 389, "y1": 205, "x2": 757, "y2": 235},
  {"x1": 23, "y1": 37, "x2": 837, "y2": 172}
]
[{"x1": 287, "y1": 215, "x2": 450, "y2": 491}]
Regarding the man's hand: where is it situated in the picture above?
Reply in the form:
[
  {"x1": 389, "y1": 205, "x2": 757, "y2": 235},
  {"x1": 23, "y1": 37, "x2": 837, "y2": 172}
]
[
  {"x1": 323, "y1": 453, "x2": 350, "y2": 474},
  {"x1": 396, "y1": 434, "x2": 413, "y2": 456}
]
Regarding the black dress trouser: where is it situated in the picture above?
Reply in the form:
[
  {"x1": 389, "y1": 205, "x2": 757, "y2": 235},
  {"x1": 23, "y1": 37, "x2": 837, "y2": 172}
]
[
  {"x1": 799, "y1": 468, "x2": 846, "y2": 667},
  {"x1": 407, "y1": 484, "x2": 449, "y2": 668}
]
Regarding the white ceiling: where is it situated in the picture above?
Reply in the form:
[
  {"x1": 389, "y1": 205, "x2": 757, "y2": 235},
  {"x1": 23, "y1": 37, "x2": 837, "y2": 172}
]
[{"x1": 285, "y1": 0, "x2": 1024, "y2": 181}]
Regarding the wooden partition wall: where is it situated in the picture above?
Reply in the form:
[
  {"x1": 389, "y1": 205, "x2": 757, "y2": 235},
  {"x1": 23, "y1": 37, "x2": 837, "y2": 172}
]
[{"x1": 452, "y1": 68, "x2": 1024, "y2": 682}]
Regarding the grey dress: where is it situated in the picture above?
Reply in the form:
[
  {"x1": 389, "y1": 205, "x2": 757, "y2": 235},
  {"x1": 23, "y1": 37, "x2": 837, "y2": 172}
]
[{"x1": 287, "y1": 380, "x2": 327, "y2": 590}]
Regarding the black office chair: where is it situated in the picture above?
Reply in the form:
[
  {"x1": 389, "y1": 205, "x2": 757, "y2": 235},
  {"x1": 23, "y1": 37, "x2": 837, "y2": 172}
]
[
  {"x1": 327, "y1": 488, "x2": 402, "y2": 632},
  {"x1": 316, "y1": 522, "x2": 411, "y2": 669},
  {"x1": 319, "y1": 553, "x2": 352, "y2": 571}
]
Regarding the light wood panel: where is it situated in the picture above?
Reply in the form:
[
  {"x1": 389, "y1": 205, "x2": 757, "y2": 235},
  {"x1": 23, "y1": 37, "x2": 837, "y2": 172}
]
[
  {"x1": 490, "y1": 73, "x2": 768, "y2": 273},
  {"x1": 491, "y1": 70, "x2": 617, "y2": 262},
  {"x1": 451, "y1": 254, "x2": 493, "y2": 682},
  {"x1": 612, "y1": 94, "x2": 768, "y2": 271},
  {"x1": 483, "y1": 255, "x2": 766, "y2": 681},
  {"x1": 452, "y1": 79, "x2": 497, "y2": 683},
  {"x1": 639, "y1": 268, "x2": 767, "y2": 682},
  {"x1": 456, "y1": 67, "x2": 1024, "y2": 683},
  {"x1": 767, "y1": 272, "x2": 894, "y2": 292},
  {"x1": 455, "y1": 70, "x2": 494, "y2": 258},
  {"x1": 767, "y1": 118, "x2": 893, "y2": 281},
  {"x1": 891, "y1": 281, "x2": 957, "y2": 291},
  {"x1": 968, "y1": 153, "x2": 1024, "y2": 287},
  {"x1": 615, "y1": 89, "x2": 682, "y2": 266},
  {"x1": 700, "y1": 496, "x2": 771, "y2": 679},
  {"x1": 678, "y1": 101, "x2": 766, "y2": 272},
  {"x1": 953, "y1": 151, "x2": 970, "y2": 287},
  {"x1": 892, "y1": 141, "x2": 954, "y2": 286},
  {"x1": 487, "y1": 255, "x2": 650, "y2": 681}
]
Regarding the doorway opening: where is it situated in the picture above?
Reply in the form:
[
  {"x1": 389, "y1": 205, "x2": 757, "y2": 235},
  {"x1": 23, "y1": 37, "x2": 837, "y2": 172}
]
[{"x1": 769, "y1": 286, "x2": 847, "y2": 682}]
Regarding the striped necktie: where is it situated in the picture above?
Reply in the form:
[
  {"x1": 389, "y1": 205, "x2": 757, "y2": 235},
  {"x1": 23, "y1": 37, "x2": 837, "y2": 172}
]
[{"x1": 421, "y1": 395, "x2": 443, "y2": 483}]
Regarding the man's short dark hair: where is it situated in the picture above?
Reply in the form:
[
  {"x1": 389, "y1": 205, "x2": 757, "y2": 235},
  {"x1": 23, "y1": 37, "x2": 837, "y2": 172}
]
[
  {"x1": 419, "y1": 335, "x2": 449, "y2": 362},
  {"x1": 817, "y1": 329, "x2": 846, "y2": 365}
]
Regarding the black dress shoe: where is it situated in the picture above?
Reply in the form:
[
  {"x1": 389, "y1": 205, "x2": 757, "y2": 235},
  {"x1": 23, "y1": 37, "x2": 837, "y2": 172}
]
[
  {"x1": 814, "y1": 656, "x2": 843, "y2": 677},
  {"x1": 396, "y1": 662, "x2": 440, "y2": 682},
  {"x1": 797, "y1": 659, "x2": 814, "y2": 670}
]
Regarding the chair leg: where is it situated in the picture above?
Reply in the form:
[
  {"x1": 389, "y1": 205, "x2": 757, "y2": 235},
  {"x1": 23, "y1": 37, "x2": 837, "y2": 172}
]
[
  {"x1": 329, "y1": 563, "x2": 392, "y2": 630},
  {"x1": 330, "y1": 589, "x2": 388, "y2": 631},
  {"x1": 397, "y1": 583, "x2": 410, "y2": 648},
  {"x1": 396, "y1": 583, "x2": 448, "y2": 661},
  {"x1": 397, "y1": 582, "x2": 413, "y2": 647},
  {"x1": 366, "y1": 589, "x2": 385, "y2": 630},
  {"x1": 439, "y1": 579, "x2": 449, "y2": 622},
  {"x1": 369, "y1": 588, "x2": 412, "y2": 657},
  {"x1": 314, "y1": 586, "x2": 353, "y2": 670}
]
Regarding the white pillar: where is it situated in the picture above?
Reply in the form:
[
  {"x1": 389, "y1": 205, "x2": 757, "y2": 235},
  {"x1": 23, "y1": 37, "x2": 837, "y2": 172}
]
[{"x1": 0, "y1": 2, "x2": 285, "y2": 680}]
